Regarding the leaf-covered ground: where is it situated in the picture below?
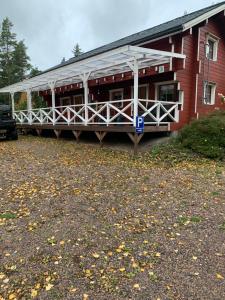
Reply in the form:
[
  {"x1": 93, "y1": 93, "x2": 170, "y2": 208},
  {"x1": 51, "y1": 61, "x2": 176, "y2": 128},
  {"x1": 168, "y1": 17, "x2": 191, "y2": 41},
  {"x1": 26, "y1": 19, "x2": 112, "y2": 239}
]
[{"x1": 0, "y1": 136, "x2": 225, "y2": 300}]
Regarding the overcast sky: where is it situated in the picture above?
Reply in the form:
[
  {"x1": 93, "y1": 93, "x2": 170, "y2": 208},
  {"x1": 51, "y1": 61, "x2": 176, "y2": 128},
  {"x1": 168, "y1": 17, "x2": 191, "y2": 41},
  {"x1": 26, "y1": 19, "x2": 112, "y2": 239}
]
[{"x1": 0, "y1": 0, "x2": 221, "y2": 70}]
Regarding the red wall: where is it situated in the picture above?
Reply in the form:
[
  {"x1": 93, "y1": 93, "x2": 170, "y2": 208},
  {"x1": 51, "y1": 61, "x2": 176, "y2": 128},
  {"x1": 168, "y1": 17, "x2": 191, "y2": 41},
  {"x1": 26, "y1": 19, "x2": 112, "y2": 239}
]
[{"x1": 196, "y1": 13, "x2": 225, "y2": 117}]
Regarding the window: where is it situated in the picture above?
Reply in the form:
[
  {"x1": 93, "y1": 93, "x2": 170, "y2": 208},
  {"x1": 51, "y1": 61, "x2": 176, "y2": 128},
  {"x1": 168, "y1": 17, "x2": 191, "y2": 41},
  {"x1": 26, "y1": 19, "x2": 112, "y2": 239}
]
[
  {"x1": 110, "y1": 89, "x2": 123, "y2": 101},
  {"x1": 72, "y1": 95, "x2": 83, "y2": 105},
  {"x1": 109, "y1": 89, "x2": 124, "y2": 108},
  {"x1": 131, "y1": 84, "x2": 149, "y2": 100},
  {"x1": 204, "y1": 82, "x2": 216, "y2": 105},
  {"x1": 158, "y1": 84, "x2": 178, "y2": 102},
  {"x1": 139, "y1": 85, "x2": 148, "y2": 100},
  {"x1": 206, "y1": 34, "x2": 219, "y2": 61},
  {"x1": 60, "y1": 97, "x2": 71, "y2": 107}
]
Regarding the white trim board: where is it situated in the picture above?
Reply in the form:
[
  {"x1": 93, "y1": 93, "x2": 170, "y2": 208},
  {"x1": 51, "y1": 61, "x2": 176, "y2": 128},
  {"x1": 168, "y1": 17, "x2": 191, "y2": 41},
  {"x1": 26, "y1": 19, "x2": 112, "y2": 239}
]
[
  {"x1": 0, "y1": 45, "x2": 185, "y2": 94},
  {"x1": 183, "y1": 4, "x2": 225, "y2": 31}
]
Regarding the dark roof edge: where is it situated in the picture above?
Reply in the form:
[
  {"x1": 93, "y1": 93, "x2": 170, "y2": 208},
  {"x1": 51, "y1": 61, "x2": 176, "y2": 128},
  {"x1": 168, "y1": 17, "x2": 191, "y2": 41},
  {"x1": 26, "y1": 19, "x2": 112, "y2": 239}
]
[{"x1": 35, "y1": 25, "x2": 183, "y2": 78}]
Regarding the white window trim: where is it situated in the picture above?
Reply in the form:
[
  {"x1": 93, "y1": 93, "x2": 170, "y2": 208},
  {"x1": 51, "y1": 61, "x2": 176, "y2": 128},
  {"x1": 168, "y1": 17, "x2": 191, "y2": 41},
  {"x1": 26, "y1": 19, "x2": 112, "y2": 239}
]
[
  {"x1": 72, "y1": 94, "x2": 84, "y2": 105},
  {"x1": 60, "y1": 96, "x2": 71, "y2": 107},
  {"x1": 203, "y1": 82, "x2": 216, "y2": 105},
  {"x1": 131, "y1": 84, "x2": 149, "y2": 100},
  {"x1": 154, "y1": 81, "x2": 179, "y2": 100},
  {"x1": 109, "y1": 88, "x2": 124, "y2": 109},
  {"x1": 206, "y1": 33, "x2": 219, "y2": 61},
  {"x1": 109, "y1": 88, "x2": 124, "y2": 101}
]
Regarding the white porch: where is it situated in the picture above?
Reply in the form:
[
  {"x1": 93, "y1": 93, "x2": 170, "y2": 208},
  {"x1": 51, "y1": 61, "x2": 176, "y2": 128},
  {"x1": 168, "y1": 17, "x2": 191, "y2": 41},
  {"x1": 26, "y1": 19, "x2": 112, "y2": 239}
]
[
  {"x1": 0, "y1": 45, "x2": 185, "y2": 130},
  {"x1": 14, "y1": 98, "x2": 180, "y2": 127}
]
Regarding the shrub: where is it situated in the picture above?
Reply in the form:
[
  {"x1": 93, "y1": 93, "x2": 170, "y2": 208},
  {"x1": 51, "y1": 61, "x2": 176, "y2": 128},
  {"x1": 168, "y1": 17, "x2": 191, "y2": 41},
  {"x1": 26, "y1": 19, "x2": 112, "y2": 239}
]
[{"x1": 178, "y1": 111, "x2": 225, "y2": 159}]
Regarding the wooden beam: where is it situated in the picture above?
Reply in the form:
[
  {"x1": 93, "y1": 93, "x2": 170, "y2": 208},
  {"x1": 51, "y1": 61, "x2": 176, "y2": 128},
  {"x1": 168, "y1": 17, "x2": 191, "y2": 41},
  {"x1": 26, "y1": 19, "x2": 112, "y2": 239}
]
[
  {"x1": 72, "y1": 130, "x2": 82, "y2": 143},
  {"x1": 22, "y1": 128, "x2": 28, "y2": 135},
  {"x1": 54, "y1": 129, "x2": 61, "y2": 139},
  {"x1": 127, "y1": 133, "x2": 144, "y2": 155},
  {"x1": 95, "y1": 131, "x2": 107, "y2": 147},
  {"x1": 17, "y1": 124, "x2": 169, "y2": 133},
  {"x1": 36, "y1": 129, "x2": 42, "y2": 137}
]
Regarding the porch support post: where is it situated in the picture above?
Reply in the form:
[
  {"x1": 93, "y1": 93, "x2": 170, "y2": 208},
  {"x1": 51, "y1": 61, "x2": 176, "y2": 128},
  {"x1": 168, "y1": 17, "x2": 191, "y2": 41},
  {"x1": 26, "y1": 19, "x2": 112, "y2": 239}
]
[
  {"x1": 48, "y1": 81, "x2": 56, "y2": 125},
  {"x1": 80, "y1": 72, "x2": 91, "y2": 126},
  {"x1": 26, "y1": 89, "x2": 32, "y2": 124},
  {"x1": 127, "y1": 132, "x2": 144, "y2": 155},
  {"x1": 72, "y1": 130, "x2": 82, "y2": 143},
  {"x1": 10, "y1": 92, "x2": 15, "y2": 118},
  {"x1": 95, "y1": 131, "x2": 107, "y2": 147},
  {"x1": 127, "y1": 59, "x2": 139, "y2": 127},
  {"x1": 26, "y1": 89, "x2": 32, "y2": 111}
]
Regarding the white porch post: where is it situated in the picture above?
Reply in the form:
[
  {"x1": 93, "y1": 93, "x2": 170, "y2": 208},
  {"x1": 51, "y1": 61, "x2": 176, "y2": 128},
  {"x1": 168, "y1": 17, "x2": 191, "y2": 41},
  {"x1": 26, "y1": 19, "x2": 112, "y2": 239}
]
[
  {"x1": 10, "y1": 92, "x2": 15, "y2": 118},
  {"x1": 127, "y1": 59, "x2": 139, "y2": 127},
  {"x1": 80, "y1": 72, "x2": 91, "y2": 126},
  {"x1": 26, "y1": 89, "x2": 32, "y2": 124},
  {"x1": 48, "y1": 81, "x2": 56, "y2": 125},
  {"x1": 27, "y1": 89, "x2": 32, "y2": 111}
]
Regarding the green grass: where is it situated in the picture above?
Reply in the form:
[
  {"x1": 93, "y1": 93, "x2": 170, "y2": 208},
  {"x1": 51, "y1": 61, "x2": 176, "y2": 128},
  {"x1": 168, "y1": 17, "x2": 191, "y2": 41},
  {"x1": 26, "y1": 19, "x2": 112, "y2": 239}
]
[
  {"x1": 0, "y1": 212, "x2": 17, "y2": 219},
  {"x1": 219, "y1": 222, "x2": 225, "y2": 231},
  {"x1": 177, "y1": 215, "x2": 203, "y2": 225},
  {"x1": 212, "y1": 191, "x2": 220, "y2": 196},
  {"x1": 190, "y1": 216, "x2": 203, "y2": 223}
]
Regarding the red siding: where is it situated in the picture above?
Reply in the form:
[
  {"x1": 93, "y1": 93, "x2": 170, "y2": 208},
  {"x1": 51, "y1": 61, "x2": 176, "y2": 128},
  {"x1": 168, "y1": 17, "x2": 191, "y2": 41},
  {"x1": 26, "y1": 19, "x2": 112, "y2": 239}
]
[{"x1": 196, "y1": 13, "x2": 225, "y2": 117}]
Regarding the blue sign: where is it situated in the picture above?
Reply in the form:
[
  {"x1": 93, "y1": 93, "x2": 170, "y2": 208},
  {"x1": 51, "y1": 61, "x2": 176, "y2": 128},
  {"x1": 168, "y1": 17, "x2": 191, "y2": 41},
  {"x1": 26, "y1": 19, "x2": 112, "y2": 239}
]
[{"x1": 136, "y1": 116, "x2": 144, "y2": 134}]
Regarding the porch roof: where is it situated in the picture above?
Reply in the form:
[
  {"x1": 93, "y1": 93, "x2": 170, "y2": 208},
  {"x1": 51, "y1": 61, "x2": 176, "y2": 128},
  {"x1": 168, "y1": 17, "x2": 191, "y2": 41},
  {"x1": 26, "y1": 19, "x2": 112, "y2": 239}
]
[{"x1": 0, "y1": 45, "x2": 185, "y2": 94}]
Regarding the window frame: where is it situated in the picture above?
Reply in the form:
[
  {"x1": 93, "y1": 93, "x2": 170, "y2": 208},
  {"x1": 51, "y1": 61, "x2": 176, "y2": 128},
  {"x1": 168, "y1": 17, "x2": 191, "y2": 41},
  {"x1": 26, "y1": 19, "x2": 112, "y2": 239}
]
[
  {"x1": 157, "y1": 83, "x2": 178, "y2": 102},
  {"x1": 72, "y1": 94, "x2": 84, "y2": 106},
  {"x1": 109, "y1": 88, "x2": 124, "y2": 108},
  {"x1": 206, "y1": 33, "x2": 219, "y2": 61},
  {"x1": 131, "y1": 84, "x2": 149, "y2": 100},
  {"x1": 60, "y1": 96, "x2": 71, "y2": 107},
  {"x1": 203, "y1": 81, "x2": 216, "y2": 105}
]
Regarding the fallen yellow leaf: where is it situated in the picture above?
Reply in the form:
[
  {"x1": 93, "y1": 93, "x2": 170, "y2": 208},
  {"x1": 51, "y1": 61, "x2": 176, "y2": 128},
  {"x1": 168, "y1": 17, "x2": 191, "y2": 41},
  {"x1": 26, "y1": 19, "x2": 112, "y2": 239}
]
[
  {"x1": 119, "y1": 267, "x2": 125, "y2": 272},
  {"x1": 92, "y1": 253, "x2": 100, "y2": 258},
  {"x1": 132, "y1": 262, "x2": 138, "y2": 268},
  {"x1": 216, "y1": 273, "x2": 224, "y2": 280},
  {"x1": 35, "y1": 283, "x2": 41, "y2": 289},
  {"x1": 45, "y1": 283, "x2": 54, "y2": 291},
  {"x1": 83, "y1": 294, "x2": 89, "y2": 300},
  {"x1": 133, "y1": 283, "x2": 140, "y2": 290},
  {"x1": 31, "y1": 289, "x2": 38, "y2": 298},
  {"x1": 45, "y1": 276, "x2": 51, "y2": 282}
]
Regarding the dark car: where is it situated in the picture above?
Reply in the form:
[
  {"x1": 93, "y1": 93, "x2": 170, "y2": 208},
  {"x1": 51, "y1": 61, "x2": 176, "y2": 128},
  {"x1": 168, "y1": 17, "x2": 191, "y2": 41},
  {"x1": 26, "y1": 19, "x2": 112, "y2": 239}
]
[{"x1": 0, "y1": 105, "x2": 18, "y2": 140}]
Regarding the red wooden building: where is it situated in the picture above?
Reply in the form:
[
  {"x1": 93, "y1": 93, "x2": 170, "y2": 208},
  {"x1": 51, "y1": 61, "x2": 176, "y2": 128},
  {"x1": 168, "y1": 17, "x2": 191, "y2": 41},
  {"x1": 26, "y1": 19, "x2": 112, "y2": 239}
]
[{"x1": 0, "y1": 2, "x2": 225, "y2": 149}]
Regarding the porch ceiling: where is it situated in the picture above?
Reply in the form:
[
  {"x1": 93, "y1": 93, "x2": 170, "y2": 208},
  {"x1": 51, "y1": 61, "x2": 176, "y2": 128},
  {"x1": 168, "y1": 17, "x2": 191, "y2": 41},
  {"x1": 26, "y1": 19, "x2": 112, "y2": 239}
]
[{"x1": 0, "y1": 45, "x2": 185, "y2": 94}]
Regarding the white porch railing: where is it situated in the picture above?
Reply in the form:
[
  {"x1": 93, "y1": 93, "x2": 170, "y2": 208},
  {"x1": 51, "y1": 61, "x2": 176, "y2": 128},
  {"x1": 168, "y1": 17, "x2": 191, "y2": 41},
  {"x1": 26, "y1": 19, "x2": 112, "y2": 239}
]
[{"x1": 14, "y1": 99, "x2": 180, "y2": 126}]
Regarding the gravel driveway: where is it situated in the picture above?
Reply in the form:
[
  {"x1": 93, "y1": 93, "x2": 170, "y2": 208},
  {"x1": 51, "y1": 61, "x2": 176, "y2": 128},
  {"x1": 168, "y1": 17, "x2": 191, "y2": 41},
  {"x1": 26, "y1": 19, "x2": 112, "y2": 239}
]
[{"x1": 0, "y1": 136, "x2": 225, "y2": 300}]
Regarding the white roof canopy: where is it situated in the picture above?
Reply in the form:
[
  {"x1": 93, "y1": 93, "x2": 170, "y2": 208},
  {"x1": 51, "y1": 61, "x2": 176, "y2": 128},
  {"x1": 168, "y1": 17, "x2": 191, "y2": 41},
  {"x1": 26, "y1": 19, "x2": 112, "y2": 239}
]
[{"x1": 0, "y1": 45, "x2": 185, "y2": 94}]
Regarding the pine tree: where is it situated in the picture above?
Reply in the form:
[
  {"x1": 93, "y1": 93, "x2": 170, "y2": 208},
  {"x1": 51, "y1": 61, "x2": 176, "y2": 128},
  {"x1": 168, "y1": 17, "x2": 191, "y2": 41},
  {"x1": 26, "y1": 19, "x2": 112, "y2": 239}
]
[
  {"x1": 0, "y1": 17, "x2": 17, "y2": 88},
  {"x1": 61, "y1": 57, "x2": 66, "y2": 64},
  {"x1": 29, "y1": 67, "x2": 41, "y2": 78},
  {"x1": 0, "y1": 18, "x2": 33, "y2": 104},
  {"x1": 72, "y1": 43, "x2": 82, "y2": 57},
  {"x1": 12, "y1": 40, "x2": 31, "y2": 82}
]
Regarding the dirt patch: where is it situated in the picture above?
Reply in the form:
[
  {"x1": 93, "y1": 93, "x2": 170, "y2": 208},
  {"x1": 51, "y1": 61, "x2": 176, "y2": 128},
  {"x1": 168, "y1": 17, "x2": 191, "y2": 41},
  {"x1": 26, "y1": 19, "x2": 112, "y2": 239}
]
[{"x1": 0, "y1": 136, "x2": 225, "y2": 299}]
